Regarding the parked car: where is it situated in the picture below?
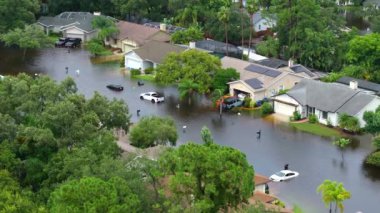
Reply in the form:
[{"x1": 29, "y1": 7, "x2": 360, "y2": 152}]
[
  {"x1": 106, "y1": 84, "x2": 124, "y2": 91},
  {"x1": 222, "y1": 97, "x2": 244, "y2": 110},
  {"x1": 140, "y1": 92, "x2": 164, "y2": 103},
  {"x1": 55, "y1": 38, "x2": 70, "y2": 47},
  {"x1": 269, "y1": 170, "x2": 299, "y2": 182},
  {"x1": 64, "y1": 38, "x2": 82, "y2": 48}
]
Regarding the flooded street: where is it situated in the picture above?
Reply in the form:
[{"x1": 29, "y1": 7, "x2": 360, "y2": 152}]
[{"x1": 1, "y1": 47, "x2": 380, "y2": 212}]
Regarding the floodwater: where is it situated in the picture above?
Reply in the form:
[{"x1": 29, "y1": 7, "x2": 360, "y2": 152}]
[{"x1": 1, "y1": 47, "x2": 380, "y2": 212}]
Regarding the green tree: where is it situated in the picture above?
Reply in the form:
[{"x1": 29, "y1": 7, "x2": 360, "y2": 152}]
[
  {"x1": 247, "y1": 0, "x2": 259, "y2": 59},
  {"x1": 212, "y1": 68, "x2": 240, "y2": 92},
  {"x1": 332, "y1": 138, "x2": 351, "y2": 163},
  {"x1": 91, "y1": 16, "x2": 118, "y2": 43},
  {"x1": 200, "y1": 126, "x2": 214, "y2": 145},
  {"x1": 86, "y1": 39, "x2": 111, "y2": 56},
  {"x1": 218, "y1": 6, "x2": 231, "y2": 56},
  {"x1": 1, "y1": 25, "x2": 54, "y2": 60},
  {"x1": 256, "y1": 36, "x2": 279, "y2": 58},
  {"x1": 48, "y1": 177, "x2": 140, "y2": 213},
  {"x1": 155, "y1": 49, "x2": 221, "y2": 93},
  {"x1": 159, "y1": 129, "x2": 254, "y2": 212},
  {"x1": 363, "y1": 106, "x2": 380, "y2": 135},
  {"x1": 0, "y1": 0, "x2": 39, "y2": 33},
  {"x1": 317, "y1": 180, "x2": 351, "y2": 213},
  {"x1": 260, "y1": 102, "x2": 273, "y2": 116},
  {"x1": 372, "y1": 135, "x2": 380, "y2": 150},
  {"x1": 129, "y1": 116, "x2": 178, "y2": 148},
  {"x1": 346, "y1": 33, "x2": 380, "y2": 82},
  {"x1": 370, "y1": 15, "x2": 380, "y2": 33},
  {"x1": 178, "y1": 79, "x2": 200, "y2": 104},
  {"x1": 171, "y1": 25, "x2": 204, "y2": 44}
]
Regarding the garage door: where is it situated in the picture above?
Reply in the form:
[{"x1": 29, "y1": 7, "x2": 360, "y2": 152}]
[
  {"x1": 66, "y1": 33, "x2": 84, "y2": 41},
  {"x1": 274, "y1": 101, "x2": 296, "y2": 116},
  {"x1": 125, "y1": 58, "x2": 142, "y2": 70}
]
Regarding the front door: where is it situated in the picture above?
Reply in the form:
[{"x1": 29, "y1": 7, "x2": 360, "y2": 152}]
[{"x1": 307, "y1": 106, "x2": 315, "y2": 116}]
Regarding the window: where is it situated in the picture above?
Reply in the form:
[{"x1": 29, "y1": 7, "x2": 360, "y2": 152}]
[
  {"x1": 322, "y1": 111, "x2": 328, "y2": 119},
  {"x1": 279, "y1": 85, "x2": 284, "y2": 91}
]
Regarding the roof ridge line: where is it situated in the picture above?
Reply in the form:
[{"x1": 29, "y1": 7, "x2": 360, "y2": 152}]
[{"x1": 334, "y1": 90, "x2": 361, "y2": 113}]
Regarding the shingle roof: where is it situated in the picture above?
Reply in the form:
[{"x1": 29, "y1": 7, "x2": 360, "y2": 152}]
[
  {"x1": 337, "y1": 76, "x2": 380, "y2": 93},
  {"x1": 290, "y1": 64, "x2": 316, "y2": 77},
  {"x1": 257, "y1": 58, "x2": 288, "y2": 69},
  {"x1": 116, "y1": 21, "x2": 170, "y2": 45},
  {"x1": 254, "y1": 174, "x2": 271, "y2": 185},
  {"x1": 37, "y1": 12, "x2": 97, "y2": 32},
  {"x1": 132, "y1": 41, "x2": 187, "y2": 64},
  {"x1": 288, "y1": 79, "x2": 376, "y2": 115}
]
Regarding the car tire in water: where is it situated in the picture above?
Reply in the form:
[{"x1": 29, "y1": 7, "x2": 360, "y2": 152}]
[
  {"x1": 151, "y1": 99, "x2": 155, "y2": 103},
  {"x1": 140, "y1": 96, "x2": 143, "y2": 100}
]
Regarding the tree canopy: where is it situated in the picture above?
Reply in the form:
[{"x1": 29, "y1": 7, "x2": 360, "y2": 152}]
[
  {"x1": 129, "y1": 116, "x2": 178, "y2": 148},
  {"x1": 171, "y1": 25, "x2": 204, "y2": 44},
  {"x1": 159, "y1": 127, "x2": 254, "y2": 212},
  {"x1": 0, "y1": 0, "x2": 39, "y2": 33},
  {"x1": 317, "y1": 179, "x2": 351, "y2": 213},
  {"x1": 155, "y1": 49, "x2": 221, "y2": 93}
]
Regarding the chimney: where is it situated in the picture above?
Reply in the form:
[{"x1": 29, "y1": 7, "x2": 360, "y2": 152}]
[
  {"x1": 189, "y1": 41, "x2": 196, "y2": 49},
  {"x1": 93, "y1": 12, "x2": 101, "y2": 16},
  {"x1": 288, "y1": 59, "x2": 294, "y2": 67},
  {"x1": 349, "y1": 80, "x2": 358, "y2": 90},
  {"x1": 160, "y1": 23, "x2": 167, "y2": 32}
]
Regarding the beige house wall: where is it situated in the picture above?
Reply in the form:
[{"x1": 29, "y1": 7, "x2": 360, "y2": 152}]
[{"x1": 264, "y1": 74, "x2": 303, "y2": 97}]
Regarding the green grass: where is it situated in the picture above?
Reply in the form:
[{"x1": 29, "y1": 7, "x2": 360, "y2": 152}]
[
  {"x1": 290, "y1": 122, "x2": 342, "y2": 138},
  {"x1": 132, "y1": 74, "x2": 155, "y2": 82}
]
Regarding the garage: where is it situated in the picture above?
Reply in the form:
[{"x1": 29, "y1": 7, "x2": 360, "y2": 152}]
[
  {"x1": 63, "y1": 27, "x2": 86, "y2": 41},
  {"x1": 124, "y1": 52, "x2": 143, "y2": 70},
  {"x1": 272, "y1": 94, "x2": 300, "y2": 116}
]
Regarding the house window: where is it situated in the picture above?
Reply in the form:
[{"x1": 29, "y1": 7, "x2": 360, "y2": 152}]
[
  {"x1": 322, "y1": 111, "x2": 328, "y2": 119},
  {"x1": 279, "y1": 85, "x2": 284, "y2": 91},
  {"x1": 259, "y1": 24, "x2": 261, "y2": 30}
]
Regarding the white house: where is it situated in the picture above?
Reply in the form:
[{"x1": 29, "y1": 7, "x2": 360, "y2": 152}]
[
  {"x1": 252, "y1": 11, "x2": 276, "y2": 32},
  {"x1": 124, "y1": 40, "x2": 187, "y2": 71},
  {"x1": 273, "y1": 79, "x2": 380, "y2": 127},
  {"x1": 37, "y1": 12, "x2": 102, "y2": 41}
]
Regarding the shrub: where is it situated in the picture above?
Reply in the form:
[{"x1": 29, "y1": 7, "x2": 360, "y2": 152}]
[
  {"x1": 338, "y1": 113, "x2": 360, "y2": 133},
  {"x1": 372, "y1": 135, "x2": 380, "y2": 150},
  {"x1": 120, "y1": 56, "x2": 125, "y2": 67},
  {"x1": 292, "y1": 111, "x2": 302, "y2": 121},
  {"x1": 327, "y1": 118, "x2": 333, "y2": 127},
  {"x1": 242, "y1": 54, "x2": 248, "y2": 61},
  {"x1": 278, "y1": 89, "x2": 289, "y2": 95},
  {"x1": 260, "y1": 102, "x2": 273, "y2": 116},
  {"x1": 130, "y1": 69, "x2": 141, "y2": 76},
  {"x1": 244, "y1": 97, "x2": 252, "y2": 108},
  {"x1": 308, "y1": 114, "x2": 318, "y2": 124},
  {"x1": 144, "y1": 67, "x2": 154, "y2": 75},
  {"x1": 249, "y1": 99, "x2": 256, "y2": 108},
  {"x1": 366, "y1": 151, "x2": 380, "y2": 167}
]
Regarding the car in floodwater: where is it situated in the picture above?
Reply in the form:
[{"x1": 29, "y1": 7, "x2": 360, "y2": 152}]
[
  {"x1": 140, "y1": 92, "x2": 164, "y2": 103},
  {"x1": 270, "y1": 170, "x2": 299, "y2": 182},
  {"x1": 222, "y1": 97, "x2": 244, "y2": 111},
  {"x1": 106, "y1": 84, "x2": 124, "y2": 91}
]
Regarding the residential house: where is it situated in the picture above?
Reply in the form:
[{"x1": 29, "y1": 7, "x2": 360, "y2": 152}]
[
  {"x1": 252, "y1": 11, "x2": 276, "y2": 32},
  {"x1": 254, "y1": 174, "x2": 271, "y2": 194},
  {"x1": 336, "y1": 76, "x2": 380, "y2": 96},
  {"x1": 221, "y1": 56, "x2": 318, "y2": 101},
  {"x1": 108, "y1": 21, "x2": 171, "y2": 53},
  {"x1": 37, "y1": 12, "x2": 101, "y2": 41},
  {"x1": 273, "y1": 79, "x2": 380, "y2": 127},
  {"x1": 124, "y1": 40, "x2": 187, "y2": 71},
  {"x1": 143, "y1": 22, "x2": 185, "y2": 34}
]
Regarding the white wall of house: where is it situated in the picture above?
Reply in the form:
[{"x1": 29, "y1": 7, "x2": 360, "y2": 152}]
[
  {"x1": 254, "y1": 184, "x2": 266, "y2": 193},
  {"x1": 254, "y1": 19, "x2": 275, "y2": 32},
  {"x1": 354, "y1": 98, "x2": 380, "y2": 128},
  {"x1": 315, "y1": 109, "x2": 339, "y2": 127},
  {"x1": 125, "y1": 52, "x2": 143, "y2": 70}
]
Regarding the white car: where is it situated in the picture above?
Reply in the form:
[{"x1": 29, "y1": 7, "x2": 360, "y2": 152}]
[
  {"x1": 270, "y1": 170, "x2": 299, "y2": 182},
  {"x1": 140, "y1": 92, "x2": 164, "y2": 103}
]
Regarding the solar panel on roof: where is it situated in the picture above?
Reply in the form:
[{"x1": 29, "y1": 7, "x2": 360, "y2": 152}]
[
  {"x1": 244, "y1": 64, "x2": 281, "y2": 77},
  {"x1": 244, "y1": 78, "x2": 263, "y2": 89}
]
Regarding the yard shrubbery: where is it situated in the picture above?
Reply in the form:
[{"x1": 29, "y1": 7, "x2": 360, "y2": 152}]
[
  {"x1": 144, "y1": 67, "x2": 154, "y2": 75},
  {"x1": 260, "y1": 102, "x2": 273, "y2": 116},
  {"x1": 308, "y1": 114, "x2": 318, "y2": 123},
  {"x1": 366, "y1": 151, "x2": 380, "y2": 167},
  {"x1": 290, "y1": 111, "x2": 302, "y2": 121},
  {"x1": 130, "y1": 69, "x2": 141, "y2": 76},
  {"x1": 338, "y1": 113, "x2": 361, "y2": 133}
]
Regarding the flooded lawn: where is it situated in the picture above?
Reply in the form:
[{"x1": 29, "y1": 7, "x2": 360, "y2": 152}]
[{"x1": 1, "y1": 47, "x2": 379, "y2": 212}]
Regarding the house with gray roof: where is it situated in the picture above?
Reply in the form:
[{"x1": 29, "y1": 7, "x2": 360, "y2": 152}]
[
  {"x1": 124, "y1": 40, "x2": 187, "y2": 72},
  {"x1": 273, "y1": 79, "x2": 380, "y2": 127},
  {"x1": 336, "y1": 76, "x2": 380, "y2": 95},
  {"x1": 37, "y1": 12, "x2": 104, "y2": 41}
]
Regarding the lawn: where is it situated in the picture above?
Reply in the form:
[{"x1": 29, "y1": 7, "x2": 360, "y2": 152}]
[
  {"x1": 290, "y1": 122, "x2": 342, "y2": 138},
  {"x1": 132, "y1": 74, "x2": 155, "y2": 82}
]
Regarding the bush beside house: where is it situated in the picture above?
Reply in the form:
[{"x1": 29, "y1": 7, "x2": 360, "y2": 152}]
[
  {"x1": 366, "y1": 151, "x2": 380, "y2": 167},
  {"x1": 260, "y1": 102, "x2": 273, "y2": 116},
  {"x1": 338, "y1": 113, "x2": 361, "y2": 133},
  {"x1": 308, "y1": 114, "x2": 318, "y2": 124}
]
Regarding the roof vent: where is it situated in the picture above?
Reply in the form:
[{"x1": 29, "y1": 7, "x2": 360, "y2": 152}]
[{"x1": 349, "y1": 80, "x2": 358, "y2": 90}]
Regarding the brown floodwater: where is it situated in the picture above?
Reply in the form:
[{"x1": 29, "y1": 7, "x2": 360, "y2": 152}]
[{"x1": 1, "y1": 47, "x2": 379, "y2": 212}]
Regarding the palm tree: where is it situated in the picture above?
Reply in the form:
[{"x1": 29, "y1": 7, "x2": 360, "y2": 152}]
[
  {"x1": 246, "y1": 0, "x2": 259, "y2": 60},
  {"x1": 317, "y1": 180, "x2": 351, "y2": 213},
  {"x1": 332, "y1": 138, "x2": 351, "y2": 164},
  {"x1": 217, "y1": 6, "x2": 231, "y2": 56},
  {"x1": 178, "y1": 79, "x2": 200, "y2": 105},
  {"x1": 239, "y1": 0, "x2": 245, "y2": 58}
]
